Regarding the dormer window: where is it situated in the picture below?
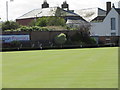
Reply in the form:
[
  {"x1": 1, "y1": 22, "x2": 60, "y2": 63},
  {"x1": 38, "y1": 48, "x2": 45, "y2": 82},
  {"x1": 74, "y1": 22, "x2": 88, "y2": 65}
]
[{"x1": 111, "y1": 18, "x2": 116, "y2": 30}]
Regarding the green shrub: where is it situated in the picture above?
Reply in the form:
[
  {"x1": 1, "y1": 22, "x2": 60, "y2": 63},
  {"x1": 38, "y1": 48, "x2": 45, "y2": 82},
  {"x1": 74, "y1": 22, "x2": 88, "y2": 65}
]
[
  {"x1": 71, "y1": 32, "x2": 82, "y2": 42},
  {"x1": 20, "y1": 26, "x2": 51, "y2": 31},
  {"x1": 11, "y1": 41, "x2": 20, "y2": 47},
  {"x1": 88, "y1": 37, "x2": 97, "y2": 44},
  {"x1": 71, "y1": 32, "x2": 96, "y2": 45},
  {"x1": 29, "y1": 27, "x2": 33, "y2": 31},
  {"x1": 35, "y1": 17, "x2": 47, "y2": 27},
  {"x1": 20, "y1": 26, "x2": 30, "y2": 31},
  {"x1": 47, "y1": 17, "x2": 66, "y2": 26},
  {"x1": 54, "y1": 33, "x2": 67, "y2": 45},
  {"x1": 32, "y1": 26, "x2": 41, "y2": 31},
  {"x1": 35, "y1": 17, "x2": 66, "y2": 27},
  {"x1": 5, "y1": 29, "x2": 13, "y2": 32},
  {"x1": 20, "y1": 26, "x2": 34, "y2": 31},
  {"x1": 2, "y1": 21, "x2": 20, "y2": 31},
  {"x1": 41, "y1": 27, "x2": 49, "y2": 31}
]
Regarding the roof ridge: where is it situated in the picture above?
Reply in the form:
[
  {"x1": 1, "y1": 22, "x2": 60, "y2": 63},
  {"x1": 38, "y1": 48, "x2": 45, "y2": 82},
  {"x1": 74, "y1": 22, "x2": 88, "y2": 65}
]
[
  {"x1": 75, "y1": 7, "x2": 102, "y2": 11},
  {"x1": 17, "y1": 8, "x2": 42, "y2": 19},
  {"x1": 114, "y1": 8, "x2": 120, "y2": 15}
]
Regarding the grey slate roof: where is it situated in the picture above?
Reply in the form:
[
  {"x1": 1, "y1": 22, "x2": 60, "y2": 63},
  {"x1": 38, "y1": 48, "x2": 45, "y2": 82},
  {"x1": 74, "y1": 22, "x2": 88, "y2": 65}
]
[
  {"x1": 17, "y1": 7, "x2": 80, "y2": 19},
  {"x1": 115, "y1": 8, "x2": 120, "y2": 15},
  {"x1": 74, "y1": 7, "x2": 106, "y2": 22},
  {"x1": 66, "y1": 19, "x2": 87, "y2": 24},
  {"x1": 91, "y1": 16, "x2": 106, "y2": 22}
]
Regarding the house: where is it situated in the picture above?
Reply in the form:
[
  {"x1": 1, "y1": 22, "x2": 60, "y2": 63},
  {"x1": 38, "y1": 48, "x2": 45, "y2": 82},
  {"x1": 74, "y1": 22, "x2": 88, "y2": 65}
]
[
  {"x1": 74, "y1": 7, "x2": 106, "y2": 22},
  {"x1": 75, "y1": 2, "x2": 119, "y2": 44},
  {"x1": 90, "y1": 3, "x2": 120, "y2": 37},
  {"x1": 66, "y1": 18, "x2": 87, "y2": 28},
  {"x1": 16, "y1": 0, "x2": 87, "y2": 26},
  {"x1": 89, "y1": 2, "x2": 120, "y2": 45},
  {"x1": 16, "y1": 1, "x2": 119, "y2": 45},
  {"x1": 74, "y1": 1, "x2": 119, "y2": 45}
]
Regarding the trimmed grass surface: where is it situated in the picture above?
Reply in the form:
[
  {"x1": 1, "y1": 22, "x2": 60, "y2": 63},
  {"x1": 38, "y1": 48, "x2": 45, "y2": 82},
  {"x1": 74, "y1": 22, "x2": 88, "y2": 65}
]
[{"x1": 2, "y1": 47, "x2": 118, "y2": 88}]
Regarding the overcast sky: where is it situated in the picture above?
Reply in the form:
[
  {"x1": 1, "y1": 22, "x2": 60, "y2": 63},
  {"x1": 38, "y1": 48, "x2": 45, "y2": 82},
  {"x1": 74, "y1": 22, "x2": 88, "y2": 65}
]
[{"x1": 0, "y1": 0, "x2": 119, "y2": 21}]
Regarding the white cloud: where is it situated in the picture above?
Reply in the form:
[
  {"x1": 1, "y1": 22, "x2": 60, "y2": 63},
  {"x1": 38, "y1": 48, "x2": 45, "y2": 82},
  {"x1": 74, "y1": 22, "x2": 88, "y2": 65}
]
[{"x1": 0, "y1": 0, "x2": 119, "y2": 21}]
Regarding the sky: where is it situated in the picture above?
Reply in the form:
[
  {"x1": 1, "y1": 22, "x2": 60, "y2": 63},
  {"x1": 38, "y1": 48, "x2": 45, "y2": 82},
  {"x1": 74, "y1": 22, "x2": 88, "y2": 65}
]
[{"x1": 0, "y1": 0, "x2": 119, "y2": 21}]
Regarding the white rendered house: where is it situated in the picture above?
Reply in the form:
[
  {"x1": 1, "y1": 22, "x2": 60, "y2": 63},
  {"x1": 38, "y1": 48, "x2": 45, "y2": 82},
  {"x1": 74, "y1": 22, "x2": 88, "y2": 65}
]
[{"x1": 90, "y1": 6, "x2": 120, "y2": 37}]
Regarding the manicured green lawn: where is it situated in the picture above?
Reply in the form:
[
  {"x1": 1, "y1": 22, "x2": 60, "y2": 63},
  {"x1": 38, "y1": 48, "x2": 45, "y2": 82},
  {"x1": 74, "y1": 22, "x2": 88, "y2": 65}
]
[{"x1": 2, "y1": 47, "x2": 118, "y2": 88}]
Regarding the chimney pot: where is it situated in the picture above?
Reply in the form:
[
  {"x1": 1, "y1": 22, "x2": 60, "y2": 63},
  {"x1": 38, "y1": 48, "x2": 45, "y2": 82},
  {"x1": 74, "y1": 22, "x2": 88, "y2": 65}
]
[
  {"x1": 42, "y1": 0, "x2": 49, "y2": 8},
  {"x1": 61, "y1": 1, "x2": 69, "y2": 10},
  {"x1": 106, "y1": 2, "x2": 111, "y2": 15}
]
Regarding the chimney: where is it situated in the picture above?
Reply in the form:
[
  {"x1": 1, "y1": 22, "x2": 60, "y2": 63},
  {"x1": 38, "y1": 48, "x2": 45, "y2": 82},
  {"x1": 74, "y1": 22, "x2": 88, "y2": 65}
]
[
  {"x1": 42, "y1": 0, "x2": 49, "y2": 8},
  {"x1": 106, "y1": 2, "x2": 111, "y2": 15},
  {"x1": 112, "y1": 3, "x2": 115, "y2": 8},
  {"x1": 61, "y1": 1, "x2": 69, "y2": 10}
]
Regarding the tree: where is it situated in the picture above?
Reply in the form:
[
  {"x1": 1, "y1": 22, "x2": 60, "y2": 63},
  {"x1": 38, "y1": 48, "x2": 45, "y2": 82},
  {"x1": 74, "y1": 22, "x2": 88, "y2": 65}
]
[
  {"x1": 34, "y1": 16, "x2": 66, "y2": 27},
  {"x1": 35, "y1": 17, "x2": 47, "y2": 27},
  {"x1": 71, "y1": 31, "x2": 96, "y2": 45},
  {"x1": 2, "y1": 21, "x2": 20, "y2": 31},
  {"x1": 70, "y1": 22, "x2": 96, "y2": 45},
  {"x1": 54, "y1": 33, "x2": 67, "y2": 46},
  {"x1": 47, "y1": 16, "x2": 66, "y2": 26}
]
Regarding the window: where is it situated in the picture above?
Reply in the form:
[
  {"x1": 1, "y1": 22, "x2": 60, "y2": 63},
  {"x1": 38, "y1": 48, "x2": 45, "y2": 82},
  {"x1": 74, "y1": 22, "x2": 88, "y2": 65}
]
[
  {"x1": 111, "y1": 33, "x2": 116, "y2": 36},
  {"x1": 111, "y1": 18, "x2": 116, "y2": 30}
]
